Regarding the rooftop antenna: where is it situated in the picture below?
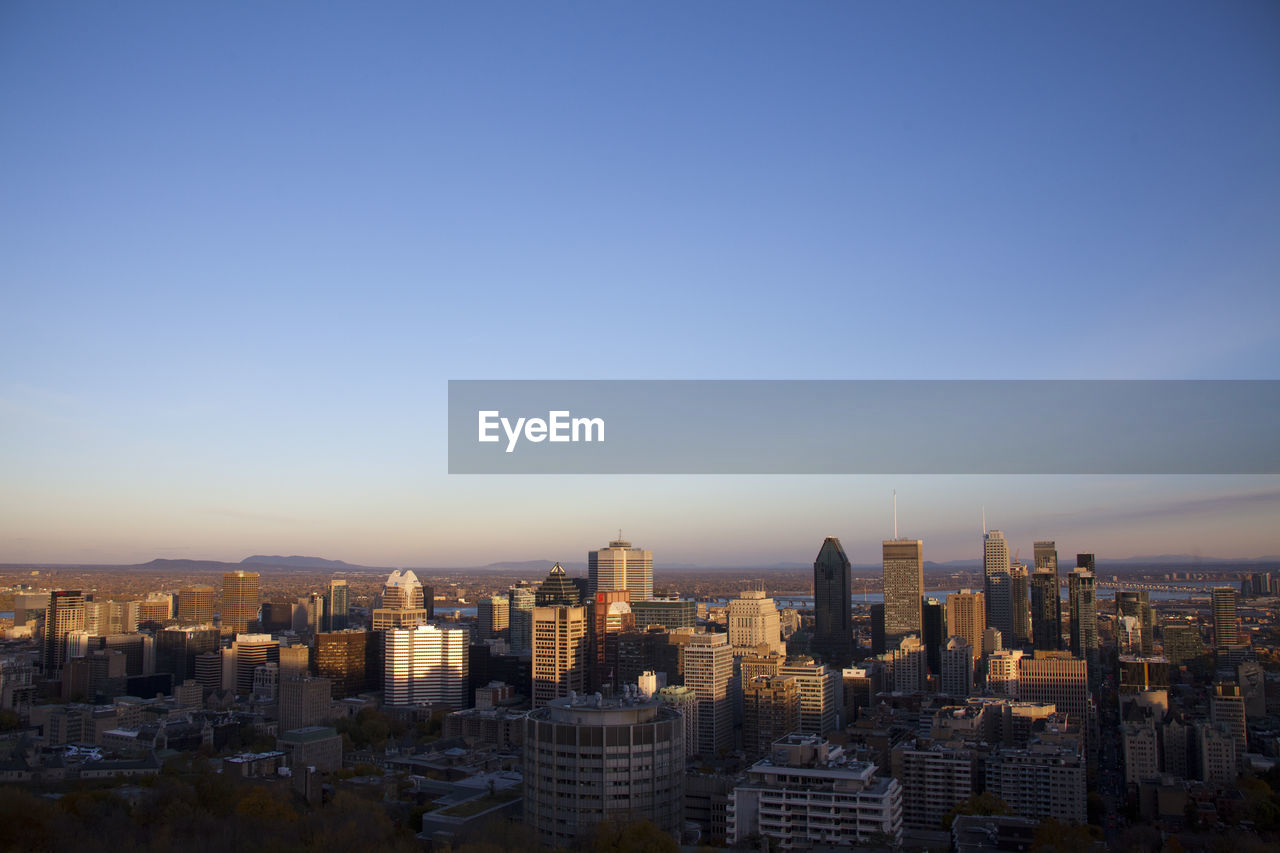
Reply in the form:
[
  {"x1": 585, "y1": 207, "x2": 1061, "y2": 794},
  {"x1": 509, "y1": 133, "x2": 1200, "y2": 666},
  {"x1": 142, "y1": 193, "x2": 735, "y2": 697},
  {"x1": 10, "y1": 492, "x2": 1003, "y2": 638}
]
[
  {"x1": 893, "y1": 490, "x2": 898, "y2": 540},
  {"x1": 982, "y1": 506, "x2": 987, "y2": 536}
]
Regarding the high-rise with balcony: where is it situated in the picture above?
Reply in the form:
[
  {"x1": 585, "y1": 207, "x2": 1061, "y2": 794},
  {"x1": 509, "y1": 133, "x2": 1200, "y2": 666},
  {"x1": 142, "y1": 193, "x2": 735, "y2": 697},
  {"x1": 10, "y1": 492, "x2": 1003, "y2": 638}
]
[
  {"x1": 1212, "y1": 587, "x2": 1241, "y2": 651},
  {"x1": 588, "y1": 537, "x2": 653, "y2": 602},
  {"x1": 221, "y1": 571, "x2": 260, "y2": 634},
  {"x1": 477, "y1": 594, "x2": 510, "y2": 640},
  {"x1": 883, "y1": 538, "x2": 924, "y2": 649},
  {"x1": 983, "y1": 530, "x2": 1013, "y2": 641},
  {"x1": 812, "y1": 537, "x2": 854, "y2": 668}
]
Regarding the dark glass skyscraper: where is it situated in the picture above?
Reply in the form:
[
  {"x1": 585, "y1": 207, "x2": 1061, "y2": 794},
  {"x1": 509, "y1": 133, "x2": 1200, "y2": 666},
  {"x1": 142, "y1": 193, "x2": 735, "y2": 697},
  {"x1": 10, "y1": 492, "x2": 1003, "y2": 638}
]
[
  {"x1": 1030, "y1": 570, "x2": 1062, "y2": 650},
  {"x1": 922, "y1": 598, "x2": 945, "y2": 674},
  {"x1": 812, "y1": 538, "x2": 854, "y2": 668}
]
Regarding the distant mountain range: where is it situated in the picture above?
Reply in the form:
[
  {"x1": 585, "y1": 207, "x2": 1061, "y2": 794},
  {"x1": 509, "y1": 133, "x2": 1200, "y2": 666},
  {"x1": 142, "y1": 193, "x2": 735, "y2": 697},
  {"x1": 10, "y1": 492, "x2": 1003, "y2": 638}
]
[{"x1": 6, "y1": 552, "x2": 1278, "y2": 574}]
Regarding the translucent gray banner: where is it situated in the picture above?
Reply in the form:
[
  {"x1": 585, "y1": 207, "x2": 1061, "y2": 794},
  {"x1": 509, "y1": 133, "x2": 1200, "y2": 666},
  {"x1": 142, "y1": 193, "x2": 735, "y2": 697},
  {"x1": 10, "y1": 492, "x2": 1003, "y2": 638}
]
[{"x1": 447, "y1": 380, "x2": 1279, "y2": 474}]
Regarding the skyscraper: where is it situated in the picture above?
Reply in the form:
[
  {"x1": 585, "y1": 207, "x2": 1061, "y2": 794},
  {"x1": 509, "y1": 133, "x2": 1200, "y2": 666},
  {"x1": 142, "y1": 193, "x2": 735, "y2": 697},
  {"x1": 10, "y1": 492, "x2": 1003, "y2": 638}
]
[
  {"x1": 883, "y1": 538, "x2": 924, "y2": 648},
  {"x1": 812, "y1": 538, "x2": 854, "y2": 668},
  {"x1": 535, "y1": 562, "x2": 581, "y2": 606},
  {"x1": 945, "y1": 590, "x2": 985, "y2": 661},
  {"x1": 682, "y1": 632, "x2": 733, "y2": 756},
  {"x1": 221, "y1": 571, "x2": 260, "y2": 634},
  {"x1": 588, "y1": 537, "x2": 653, "y2": 603},
  {"x1": 381, "y1": 569, "x2": 425, "y2": 609},
  {"x1": 983, "y1": 530, "x2": 1013, "y2": 641},
  {"x1": 726, "y1": 589, "x2": 785, "y2": 654},
  {"x1": 176, "y1": 586, "x2": 215, "y2": 625},
  {"x1": 742, "y1": 675, "x2": 800, "y2": 757},
  {"x1": 1212, "y1": 587, "x2": 1241, "y2": 650},
  {"x1": 1076, "y1": 553, "x2": 1095, "y2": 573},
  {"x1": 588, "y1": 590, "x2": 634, "y2": 692},
  {"x1": 1068, "y1": 567, "x2": 1099, "y2": 676},
  {"x1": 315, "y1": 629, "x2": 377, "y2": 698},
  {"x1": 325, "y1": 579, "x2": 349, "y2": 631},
  {"x1": 532, "y1": 605, "x2": 588, "y2": 706},
  {"x1": 507, "y1": 581, "x2": 536, "y2": 653},
  {"x1": 922, "y1": 598, "x2": 945, "y2": 675},
  {"x1": 477, "y1": 594, "x2": 510, "y2": 639},
  {"x1": 1030, "y1": 570, "x2": 1062, "y2": 651},
  {"x1": 1116, "y1": 591, "x2": 1154, "y2": 657},
  {"x1": 383, "y1": 623, "x2": 469, "y2": 709},
  {"x1": 1010, "y1": 562, "x2": 1031, "y2": 646},
  {"x1": 42, "y1": 590, "x2": 85, "y2": 676}
]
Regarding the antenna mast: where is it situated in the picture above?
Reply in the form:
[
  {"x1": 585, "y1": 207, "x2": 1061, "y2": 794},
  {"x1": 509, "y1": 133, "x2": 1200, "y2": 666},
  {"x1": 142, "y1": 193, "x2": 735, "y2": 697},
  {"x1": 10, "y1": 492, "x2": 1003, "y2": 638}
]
[{"x1": 982, "y1": 506, "x2": 987, "y2": 536}]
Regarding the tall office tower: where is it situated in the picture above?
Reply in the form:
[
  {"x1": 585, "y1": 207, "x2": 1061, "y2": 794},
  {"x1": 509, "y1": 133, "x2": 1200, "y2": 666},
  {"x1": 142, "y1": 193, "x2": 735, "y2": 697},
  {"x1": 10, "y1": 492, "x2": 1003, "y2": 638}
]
[
  {"x1": 507, "y1": 582, "x2": 536, "y2": 653},
  {"x1": 315, "y1": 630, "x2": 377, "y2": 698},
  {"x1": 742, "y1": 675, "x2": 800, "y2": 757},
  {"x1": 870, "y1": 604, "x2": 886, "y2": 656},
  {"x1": 1211, "y1": 587, "x2": 1241, "y2": 650},
  {"x1": 1068, "y1": 568, "x2": 1099, "y2": 674},
  {"x1": 945, "y1": 590, "x2": 986, "y2": 661},
  {"x1": 780, "y1": 657, "x2": 840, "y2": 735},
  {"x1": 922, "y1": 599, "x2": 945, "y2": 674},
  {"x1": 535, "y1": 563, "x2": 581, "y2": 606},
  {"x1": 1030, "y1": 570, "x2": 1062, "y2": 651},
  {"x1": 726, "y1": 589, "x2": 785, "y2": 654},
  {"x1": 383, "y1": 623, "x2": 469, "y2": 709},
  {"x1": 296, "y1": 593, "x2": 325, "y2": 632},
  {"x1": 325, "y1": 579, "x2": 349, "y2": 632},
  {"x1": 42, "y1": 591, "x2": 85, "y2": 676},
  {"x1": 983, "y1": 530, "x2": 1013, "y2": 641},
  {"x1": 176, "y1": 586, "x2": 216, "y2": 625},
  {"x1": 133, "y1": 592, "x2": 175, "y2": 630},
  {"x1": 888, "y1": 636, "x2": 928, "y2": 694},
  {"x1": 221, "y1": 571, "x2": 260, "y2": 634},
  {"x1": 156, "y1": 626, "x2": 220, "y2": 683},
  {"x1": 683, "y1": 632, "x2": 734, "y2": 756},
  {"x1": 812, "y1": 538, "x2": 854, "y2": 668},
  {"x1": 1033, "y1": 541, "x2": 1059, "y2": 578},
  {"x1": 588, "y1": 537, "x2": 654, "y2": 602},
  {"x1": 523, "y1": 694, "x2": 685, "y2": 848},
  {"x1": 225, "y1": 633, "x2": 280, "y2": 695},
  {"x1": 940, "y1": 637, "x2": 973, "y2": 697},
  {"x1": 1017, "y1": 651, "x2": 1089, "y2": 723},
  {"x1": 1116, "y1": 591, "x2": 1154, "y2": 657},
  {"x1": 587, "y1": 590, "x2": 634, "y2": 692},
  {"x1": 654, "y1": 685, "x2": 698, "y2": 759},
  {"x1": 1162, "y1": 620, "x2": 1205, "y2": 666},
  {"x1": 1033, "y1": 541, "x2": 1062, "y2": 643},
  {"x1": 382, "y1": 569, "x2": 425, "y2": 609},
  {"x1": 1076, "y1": 553, "x2": 1095, "y2": 572},
  {"x1": 532, "y1": 605, "x2": 588, "y2": 706},
  {"x1": 883, "y1": 538, "x2": 924, "y2": 648},
  {"x1": 279, "y1": 676, "x2": 332, "y2": 732},
  {"x1": 1210, "y1": 683, "x2": 1248, "y2": 770},
  {"x1": 1009, "y1": 562, "x2": 1031, "y2": 645},
  {"x1": 477, "y1": 594, "x2": 510, "y2": 640}
]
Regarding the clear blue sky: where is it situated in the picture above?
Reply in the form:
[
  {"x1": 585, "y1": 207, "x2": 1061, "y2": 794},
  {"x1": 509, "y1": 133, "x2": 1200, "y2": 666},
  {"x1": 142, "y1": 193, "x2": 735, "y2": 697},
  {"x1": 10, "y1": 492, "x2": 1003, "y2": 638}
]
[{"x1": 2, "y1": 2, "x2": 1278, "y2": 566}]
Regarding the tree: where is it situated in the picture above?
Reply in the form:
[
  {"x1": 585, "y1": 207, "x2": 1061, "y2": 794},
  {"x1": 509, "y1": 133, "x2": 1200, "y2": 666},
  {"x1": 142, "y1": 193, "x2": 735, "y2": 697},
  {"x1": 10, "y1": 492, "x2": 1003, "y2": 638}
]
[
  {"x1": 942, "y1": 791, "x2": 1010, "y2": 829},
  {"x1": 578, "y1": 818, "x2": 679, "y2": 853}
]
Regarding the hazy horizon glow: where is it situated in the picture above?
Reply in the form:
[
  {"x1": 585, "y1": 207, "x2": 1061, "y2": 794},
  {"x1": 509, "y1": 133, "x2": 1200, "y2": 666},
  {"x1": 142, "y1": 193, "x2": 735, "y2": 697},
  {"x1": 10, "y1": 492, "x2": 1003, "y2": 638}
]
[{"x1": 3, "y1": 3, "x2": 1278, "y2": 566}]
